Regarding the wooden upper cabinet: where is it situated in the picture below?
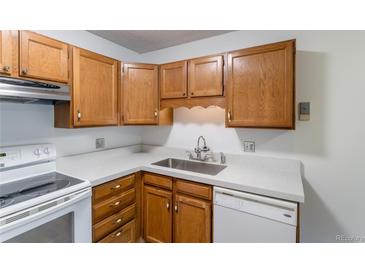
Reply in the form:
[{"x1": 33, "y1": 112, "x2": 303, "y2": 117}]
[
  {"x1": 188, "y1": 55, "x2": 224, "y2": 97},
  {"x1": 160, "y1": 61, "x2": 187, "y2": 99},
  {"x1": 0, "y1": 31, "x2": 17, "y2": 76},
  {"x1": 122, "y1": 63, "x2": 159, "y2": 125},
  {"x1": 143, "y1": 185, "x2": 172, "y2": 243},
  {"x1": 173, "y1": 194, "x2": 211, "y2": 243},
  {"x1": 72, "y1": 47, "x2": 119, "y2": 127},
  {"x1": 226, "y1": 40, "x2": 295, "y2": 129},
  {"x1": 19, "y1": 31, "x2": 69, "y2": 83}
]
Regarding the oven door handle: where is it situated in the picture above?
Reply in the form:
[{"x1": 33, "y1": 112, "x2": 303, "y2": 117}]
[{"x1": 0, "y1": 188, "x2": 91, "y2": 234}]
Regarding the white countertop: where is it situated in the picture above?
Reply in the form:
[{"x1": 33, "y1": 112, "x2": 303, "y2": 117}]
[{"x1": 56, "y1": 145, "x2": 304, "y2": 203}]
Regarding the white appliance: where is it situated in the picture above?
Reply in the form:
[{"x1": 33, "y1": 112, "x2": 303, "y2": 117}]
[
  {"x1": 0, "y1": 144, "x2": 91, "y2": 243},
  {"x1": 213, "y1": 186, "x2": 298, "y2": 243}
]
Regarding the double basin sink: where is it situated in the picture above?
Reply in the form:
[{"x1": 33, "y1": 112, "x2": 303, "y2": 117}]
[{"x1": 152, "y1": 158, "x2": 227, "y2": 176}]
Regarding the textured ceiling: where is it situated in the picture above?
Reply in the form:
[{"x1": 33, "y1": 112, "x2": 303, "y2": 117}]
[{"x1": 88, "y1": 30, "x2": 234, "y2": 53}]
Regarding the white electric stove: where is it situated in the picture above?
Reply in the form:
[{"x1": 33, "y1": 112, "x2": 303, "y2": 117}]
[{"x1": 0, "y1": 144, "x2": 91, "y2": 243}]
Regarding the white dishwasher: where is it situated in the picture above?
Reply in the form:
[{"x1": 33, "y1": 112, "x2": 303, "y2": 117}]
[{"x1": 213, "y1": 187, "x2": 298, "y2": 243}]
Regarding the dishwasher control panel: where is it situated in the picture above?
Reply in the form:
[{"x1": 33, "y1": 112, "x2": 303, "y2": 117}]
[{"x1": 214, "y1": 187, "x2": 298, "y2": 226}]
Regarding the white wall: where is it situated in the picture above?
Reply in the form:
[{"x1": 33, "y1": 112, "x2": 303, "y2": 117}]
[
  {"x1": 141, "y1": 31, "x2": 365, "y2": 242},
  {"x1": 0, "y1": 30, "x2": 142, "y2": 156},
  {"x1": 37, "y1": 30, "x2": 142, "y2": 62}
]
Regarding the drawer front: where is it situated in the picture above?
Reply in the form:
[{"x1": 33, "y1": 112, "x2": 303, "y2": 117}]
[
  {"x1": 93, "y1": 188, "x2": 135, "y2": 224},
  {"x1": 93, "y1": 203, "x2": 136, "y2": 242},
  {"x1": 175, "y1": 179, "x2": 212, "y2": 200},
  {"x1": 143, "y1": 173, "x2": 172, "y2": 190},
  {"x1": 93, "y1": 174, "x2": 135, "y2": 202},
  {"x1": 98, "y1": 219, "x2": 136, "y2": 243}
]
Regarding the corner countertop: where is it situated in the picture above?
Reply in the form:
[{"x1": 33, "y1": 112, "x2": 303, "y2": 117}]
[{"x1": 56, "y1": 145, "x2": 304, "y2": 203}]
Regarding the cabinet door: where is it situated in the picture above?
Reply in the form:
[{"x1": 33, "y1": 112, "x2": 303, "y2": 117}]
[
  {"x1": 123, "y1": 63, "x2": 159, "y2": 124},
  {"x1": 143, "y1": 185, "x2": 172, "y2": 243},
  {"x1": 226, "y1": 40, "x2": 295, "y2": 129},
  {"x1": 173, "y1": 194, "x2": 211, "y2": 243},
  {"x1": 160, "y1": 61, "x2": 187, "y2": 99},
  {"x1": 0, "y1": 31, "x2": 15, "y2": 76},
  {"x1": 188, "y1": 55, "x2": 224, "y2": 97},
  {"x1": 19, "y1": 31, "x2": 69, "y2": 83},
  {"x1": 73, "y1": 47, "x2": 118, "y2": 127}
]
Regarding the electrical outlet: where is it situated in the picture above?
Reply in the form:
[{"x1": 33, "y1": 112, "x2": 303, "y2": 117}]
[
  {"x1": 96, "y1": 138, "x2": 105, "y2": 149},
  {"x1": 243, "y1": 141, "x2": 255, "y2": 152}
]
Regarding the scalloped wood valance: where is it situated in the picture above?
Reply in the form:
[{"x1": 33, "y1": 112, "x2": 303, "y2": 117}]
[{"x1": 160, "y1": 96, "x2": 225, "y2": 109}]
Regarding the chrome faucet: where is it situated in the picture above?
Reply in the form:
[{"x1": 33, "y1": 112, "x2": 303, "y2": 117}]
[
  {"x1": 195, "y1": 136, "x2": 210, "y2": 160},
  {"x1": 186, "y1": 136, "x2": 211, "y2": 161},
  {"x1": 186, "y1": 136, "x2": 226, "y2": 164}
]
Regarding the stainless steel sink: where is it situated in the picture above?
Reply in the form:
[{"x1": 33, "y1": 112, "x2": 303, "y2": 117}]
[{"x1": 151, "y1": 158, "x2": 227, "y2": 176}]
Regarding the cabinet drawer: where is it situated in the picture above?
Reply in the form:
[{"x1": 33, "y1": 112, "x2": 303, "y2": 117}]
[
  {"x1": 93, "y1": 188, "x2": 135, "y2": 224},
  {"x1": 93, "y1": 203, "x2": 136, "y2": 242},
  {"x1": 175, "y1": 179, "x2": 212, "y2": 200},
  {"x1": 143, "y1": 173, "x2": 172, "y2": 190},
  {"x1": 93, "y1": 174, "x2": 135, "y2": 203},
  {"x1": 98, "y1": 219, "x2": 136, "y2": 243}
]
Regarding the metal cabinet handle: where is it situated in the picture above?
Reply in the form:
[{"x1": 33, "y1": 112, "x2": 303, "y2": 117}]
[
  {"x1": 21, "y1": 68, "x2": 28, "y2": 75},
  {"x1": 227, "y1": 110, "x2": 232, "y2": 122},
  {"x1": 166, "y1": 202, "x2": 170, "y2": 210},
  {"x1": 174, "y1": 204, "x2": 178, "y2": 212},
  {"x1": 110, "y1": 201, "x2": 120, "y2": 207},
  {"x1": 77, "y1": 110, "x2": 81, "y2": 121},
  {"x1": 114, "y1": 218, "x2": 122, "y2": 225},
  {"x1": 111, "y1": 184, "x2": 121, "y2": 190},
  {"x1": 1, "y1": 66, "x2": 10, "y2": 73},
  {"x1": 114, "y1": 231, "x2": 122, "y2": 237},
  {"x1": 154, "y1": 109, "x2": 158, "y2": 117}
]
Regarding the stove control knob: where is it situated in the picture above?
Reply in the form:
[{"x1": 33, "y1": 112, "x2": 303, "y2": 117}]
[
  {"x1": 33, "y1": 148, "x2": 41, "y2": 156},
  {"x1": 43, "y1": 147, "x2": 50, "y2": 155}
]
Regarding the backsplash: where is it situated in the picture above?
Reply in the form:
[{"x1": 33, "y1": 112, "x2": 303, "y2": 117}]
[{"x1": 0, "y1": 102, "x2": 142, "y2": 157}]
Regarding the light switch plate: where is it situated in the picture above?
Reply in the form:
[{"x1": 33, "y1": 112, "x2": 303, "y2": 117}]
[
  {"x1": 96, "y1": 138, "x2": 105, "y2": 149},
  {"x1": 299, "y1": 102, "x2": 310, "y2": 121},
  {"x1": 243, "y1": 141, "x2": 255, "y2": 152}
]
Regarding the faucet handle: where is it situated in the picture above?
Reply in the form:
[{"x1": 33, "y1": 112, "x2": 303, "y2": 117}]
[
  {"x1": 220, "y1": 152, "x2": 226, "y2": 164},
  {"x1": 186, "y1": 150, "x2": 193, "y2": 160}
]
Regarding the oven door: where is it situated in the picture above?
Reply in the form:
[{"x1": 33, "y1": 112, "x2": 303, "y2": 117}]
[{"x1": 0, "y1": 188, "x2": 91, "y2": 243}]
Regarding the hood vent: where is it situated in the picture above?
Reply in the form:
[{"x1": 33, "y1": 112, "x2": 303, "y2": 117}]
[{"x1": 0, "y1": 76, "x2": 70, "y2": 104}]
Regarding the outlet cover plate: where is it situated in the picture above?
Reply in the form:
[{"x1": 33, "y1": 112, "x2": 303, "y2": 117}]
[
  {"x1": 243, "y1": 141, "x2": 255, "y2": 152},
  {"x1": 96, "y1": 138, "x2": 105, "y2": 149}
]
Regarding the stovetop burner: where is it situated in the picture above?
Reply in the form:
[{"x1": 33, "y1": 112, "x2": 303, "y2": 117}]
[{"x1": 0, "y1": 172, "x2": 84, "y2": 209}]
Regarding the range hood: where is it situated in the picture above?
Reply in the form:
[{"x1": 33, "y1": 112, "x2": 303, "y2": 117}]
[{"x1": 0, "y1": 76, "x2": 70, "y2": 104}]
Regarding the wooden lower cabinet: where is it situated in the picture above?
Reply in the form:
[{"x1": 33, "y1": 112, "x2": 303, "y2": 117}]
[
  {"x1": 142, "y1": 172, "x2": 212, "y2": 243},
  {"x1": 93, "y1": 203, "x2": 136, "y2": 242},
  {"x1": 92, "y1": 173, "x2": 141, "y2": 243},
  {"x1": 143, "y1": 185, "x2": 172, "y2": 243},
  {"x1": 98, "y1": 219, "x2": 136, "y2": 243},
  {"x1": 173, "y1": 194, "x2": 211, "y2": 243}
]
